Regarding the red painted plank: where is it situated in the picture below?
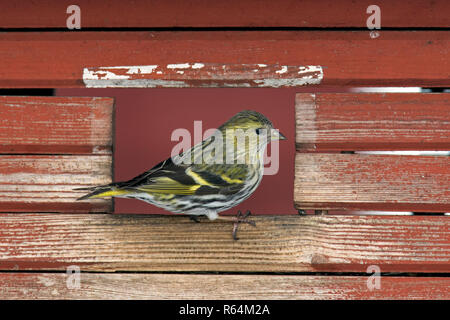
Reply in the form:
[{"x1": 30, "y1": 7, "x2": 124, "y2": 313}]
[
  {"x1": 0, "y1": 215, "x2": 448, "y2": 272},
  {"x1": 295, "y1": 154, "x2": 450, "y2": 212},
  {"x1": 0, "y1": 96, "x2": 114, "y2": 154},
  {"x1": 296, "y1": 93, "x2": 450, "y2": 152},
  {"x1": 0, "y1": 155, "x2": 112, "y2": 212},
  {"x1": 0, "y1": 273, "x2": 448, "y2": 299},
  {"x1": 1, "y1": 0, "x2": 448, "y2": 28},
  {"x1": 0, "y1": 32, "x2": 449, "y2": 87}
]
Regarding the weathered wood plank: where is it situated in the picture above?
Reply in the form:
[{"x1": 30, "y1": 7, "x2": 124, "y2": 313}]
[
  {"x1": 0, "y1": 273, "x2": 448, "y2": 300},
  {"x1": 0, "y1": 32, "x2": 449, "y2": 87},
  {"x1": 294, "y1": 154, "x2": 450, "y2": 212},
  {"x1": 83, "y1": 64, "x2": 323, "y2": 88},
  {"x1": 0, "y1": 96, "x2": 114, "y2": 154},
  {"x1": 296, "y1": 93, "x2": 450, "y2": 152},
  {"x1": 0, "y1": 156, "x2": 112, "y2": 212},
  {"x1": 0, "y1": 214, "x2": 448, "y2": 272},
  {"x1": 1, "y1": 0, "x2": 448, "y2": 28}
]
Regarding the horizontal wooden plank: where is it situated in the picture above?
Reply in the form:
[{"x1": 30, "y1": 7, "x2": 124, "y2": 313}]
[
  {"x1": 296, "y1": 93, "x2": 450, "y2": 152},
  {"x1": 0, "y1": 214, "x2": 448, "y2": 272},
  {"x1": 1, "y1": 32, "x2": 449, "y2": 87},
  {"x1": 1, "y1": 0, "x2": 449, "y2": 28},
  {"x1": 294, "y1": 154, "x2": 450, "y2": 212},
  {"x1": 83, "y1": 64, "x2": 323, "y2": 88},
  {"x1": 0, "y1": 273, "x2": 448, "y2": 300},
  {"x1": 0, "y1": 96, "x2": 114, "y2": 154},
  {"x1": 0, "y1": 155, "x2": 112, "y2": 212}
]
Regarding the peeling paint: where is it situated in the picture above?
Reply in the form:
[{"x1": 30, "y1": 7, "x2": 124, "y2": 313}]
[
  {"x1": 275, "y1": 66, "x2": 288, "y2": 74},
  {"x1": 84, "y1": 78, "x2": 188, "y2": 88},
  {"x1": 192, "y1": 63, "x2": 205, "y2": 69},
  {"x1": 125, "y1": 65, "x2": 158, "y2": 74},
  {"x1": 167, "y1": 63, "x2": 191, "y2": 69},
  {"x1": 223, "y1": 83, "x2": 251, "y2": 87},
  {"x1": 253, "y1": 78, "x2": 320, "y2": 87},
  {"x1": 254, "y1": 66, "x2": 323, "y2": 87},
  {"x1": 83, "y1": 69, "x2": 129, "y2": 81},
  {"x1": 82, "y1": 64, "x2": 323, "y2": 88},
  {"x1": 298, "y1": 65, "x2": 323, "y2": 75}
]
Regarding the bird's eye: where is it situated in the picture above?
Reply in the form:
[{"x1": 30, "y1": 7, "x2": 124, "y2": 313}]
[{"x1": 255, "y1": 128, "x2": 261, "y2": 135}]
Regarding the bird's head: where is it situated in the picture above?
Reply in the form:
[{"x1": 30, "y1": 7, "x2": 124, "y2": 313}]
[
  {"x1": 175, "y1": 110, "x2": 286, "y2": 167},
  {"x1": 219, "y1": 110, "x2": 287, "y2": 146}
]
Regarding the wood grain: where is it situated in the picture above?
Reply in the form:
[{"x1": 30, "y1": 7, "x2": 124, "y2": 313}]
[
  {"x1": 0, "y1": 214, "x2": 448, "y2": 272},
  {"x1": 0, "y1": 273, "x2": 448, "y2": 300},
  {"x1": 295, "y1": 154, "x2": 450, "y2": 212},
  {"x1": 1, "y1": 0, "x2": 448, "y2": 28},
  {"x1": 0, "y1": 96, "x2": 114, "y2": 154},
  {"x1": 0, "y1": 155, "x2": 112, "y2": 212},
  {"x1": 296, "y1": 93, "x2": 450, "y2": 152},
  {"x1": 0, "y1": 32, "x2": 449, "y2": 87}
]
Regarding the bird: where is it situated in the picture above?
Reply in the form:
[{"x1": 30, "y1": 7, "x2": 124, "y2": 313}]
[{"x1": 76, "y1": 110, "x2": 286, "y2": 240}]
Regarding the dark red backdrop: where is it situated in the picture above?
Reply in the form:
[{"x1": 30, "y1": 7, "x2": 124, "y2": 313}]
[{"x1": 57, "y1": 88, "x2": 298, "y2": 215}]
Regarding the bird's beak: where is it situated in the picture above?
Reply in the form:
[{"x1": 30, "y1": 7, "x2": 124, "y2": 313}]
[{"x1": 271, "y1": 129, "x2": 287, "y2": 141}]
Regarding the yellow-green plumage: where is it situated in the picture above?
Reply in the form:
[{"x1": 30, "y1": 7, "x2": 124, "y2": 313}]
[{"x1": 77, "y1": 110, "x2": 286, "y2": 221}]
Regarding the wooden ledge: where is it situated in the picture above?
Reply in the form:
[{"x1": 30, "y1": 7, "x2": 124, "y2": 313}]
[
  {"x1": 0, "y1": 273, "x2": 448, "y2": 300},
  {"x1": 0, "y1": 214, "x2": 448, "y2": 273}
]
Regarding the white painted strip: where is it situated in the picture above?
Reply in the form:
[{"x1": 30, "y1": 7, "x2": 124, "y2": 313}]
[
  {"x1": 191, "y1": 63, "x2": 205, "y2": 69},
  {"x1": 350, "y1": 87, "x2": 423, "y2": 93},
  {"x1": 82, "y1": 64, "x2": 323, "y2": 88},
  {"x1": 357, "y1": 151, "x2": 450, "y2": 156},
  {"x1": 253, "y1": 66, "x2": 323, "y2": 87},
  {"x1": 252, "y1": 78, "x2": 319, "y2": 87},
  {"x1": 166, "y1": 63, "x2": 191, "y2": 69},
  {"x1": 275, "y1": 66, "x2": 288, "y2": 74},
  {"x1": 83, "y1": 69, "x2": 130, "y2": 81},
  {"x1": 84, "y1": 78, "x2": 189, "y2": 88}
]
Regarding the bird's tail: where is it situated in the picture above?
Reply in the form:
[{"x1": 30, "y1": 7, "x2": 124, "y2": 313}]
[{"x1": 75, "y1": 184, "x2": 131, "y2": 201}]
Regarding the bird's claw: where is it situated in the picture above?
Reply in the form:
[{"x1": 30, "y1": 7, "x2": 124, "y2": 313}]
[
  {"x1": 189, "y1": 215, "x2": 201, "y2": 223},
  {"x1": 232, "y1": 210, "x2": 256, "y2": 240}
]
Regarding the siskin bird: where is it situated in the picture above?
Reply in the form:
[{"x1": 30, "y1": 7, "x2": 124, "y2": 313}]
[{"x1": 77, "y1": 110, "x2": 286, "y2": 239}]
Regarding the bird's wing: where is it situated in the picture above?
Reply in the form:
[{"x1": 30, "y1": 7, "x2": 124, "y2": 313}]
[
  {"x1": 121, "y1": 158, "x2": 248, "y2": 196},
  {"x1": 119, "y1": 158, "x2": 181, "y2": 188},
  {"x1": 188, "y1": 164, "x2": 249, "y2": 196}
]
